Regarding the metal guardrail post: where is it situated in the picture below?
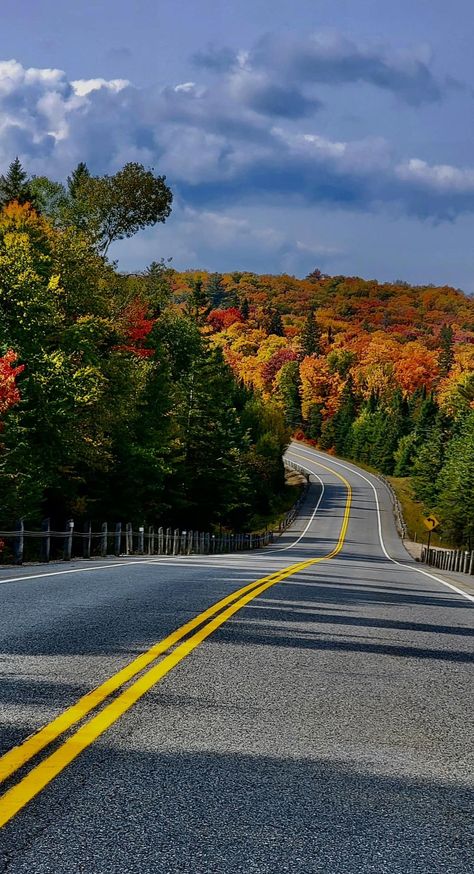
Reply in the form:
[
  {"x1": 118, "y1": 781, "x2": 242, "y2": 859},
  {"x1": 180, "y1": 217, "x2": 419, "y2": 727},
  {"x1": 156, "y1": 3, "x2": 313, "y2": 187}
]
[
  {"x1": 138, "y1": 526, "x2": 145, "y2": 555},
  {"x1": 158, "y1": 527, "x2": 164, "y2": 554}
]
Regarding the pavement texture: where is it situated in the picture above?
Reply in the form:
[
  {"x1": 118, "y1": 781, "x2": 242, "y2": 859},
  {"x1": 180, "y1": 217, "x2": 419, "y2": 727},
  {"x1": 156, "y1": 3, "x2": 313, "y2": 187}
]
[{"x1": 0, "y1": 443, "x2": 472, "y2": 873}]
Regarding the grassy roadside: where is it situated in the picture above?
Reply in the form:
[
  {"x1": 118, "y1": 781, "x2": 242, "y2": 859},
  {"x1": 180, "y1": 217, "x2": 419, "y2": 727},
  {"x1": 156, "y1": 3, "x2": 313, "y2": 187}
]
[
  {"x1": 386, "y1": 476, "x2": 445, "y2": 548},
  {"x1": 292, "y1": 437, "x2": 447, "y2": 548},
  {"x1": 248, "y1": 470, "x2": 305, "y2": 533}
]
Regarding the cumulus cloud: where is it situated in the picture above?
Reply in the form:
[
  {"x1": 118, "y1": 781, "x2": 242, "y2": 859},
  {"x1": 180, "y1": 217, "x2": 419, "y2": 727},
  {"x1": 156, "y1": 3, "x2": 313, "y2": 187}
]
[{"x1": 0, "y1": 49, "x2": 473, "y2": 223}]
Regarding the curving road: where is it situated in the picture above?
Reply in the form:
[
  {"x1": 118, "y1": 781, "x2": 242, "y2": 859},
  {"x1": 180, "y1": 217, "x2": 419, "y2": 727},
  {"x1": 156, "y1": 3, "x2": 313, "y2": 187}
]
[{"x1": 0, "y1": 443, "x2": 472, "y2": 873}]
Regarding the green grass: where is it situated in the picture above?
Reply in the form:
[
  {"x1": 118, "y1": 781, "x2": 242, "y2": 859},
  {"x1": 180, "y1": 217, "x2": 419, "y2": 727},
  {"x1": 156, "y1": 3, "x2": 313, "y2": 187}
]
[{"x1": 387, "y1": 476, "x2": 445, "y2": 547}]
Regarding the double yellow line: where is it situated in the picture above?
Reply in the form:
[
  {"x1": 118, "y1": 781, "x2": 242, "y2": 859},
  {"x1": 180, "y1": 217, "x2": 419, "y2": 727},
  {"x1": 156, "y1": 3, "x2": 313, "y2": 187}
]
[{"x1": 0, "y1": 460, "x2": 351, "y2": 828}]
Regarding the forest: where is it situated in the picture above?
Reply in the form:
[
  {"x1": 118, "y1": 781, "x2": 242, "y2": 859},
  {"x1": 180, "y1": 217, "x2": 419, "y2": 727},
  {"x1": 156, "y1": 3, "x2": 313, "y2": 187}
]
[
  {"x1": 169, "y1": 267, "x2": 474, "y2": 548},
  {"x1": 1, "y1": 158, "x2": 474, "y2": 547},
  {"x1": 0, "y1": 160, "x2": 288, "y2": 536}
]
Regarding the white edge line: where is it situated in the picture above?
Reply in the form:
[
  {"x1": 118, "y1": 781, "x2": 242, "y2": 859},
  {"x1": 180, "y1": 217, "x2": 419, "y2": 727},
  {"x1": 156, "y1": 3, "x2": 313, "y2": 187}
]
[{"x1": 291, "y1": 443, "x2": 474, "y2": 604}]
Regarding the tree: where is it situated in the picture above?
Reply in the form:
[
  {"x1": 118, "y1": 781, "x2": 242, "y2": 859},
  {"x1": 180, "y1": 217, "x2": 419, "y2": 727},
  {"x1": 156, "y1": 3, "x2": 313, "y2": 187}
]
[
  {"x1": 300, "y1": 308, "x2": 321, "y2": 357},
  {"x1": 185, "y1": 276, "x2": 211, "y2": 325},
  {"x1": 0, "y1": 158, "x2": 37, "y2": 208},
  {"x1": 69, "y1": 162, "x2": 173, "y2": 254},
  {"x1": 206, "y1": 273, "x2": 226, "y2": 308},
  {"x1": 276, "y1": 361, "x2": 302, "y2": 429},
  {"x1": 67, "y1": 162, "x2": 91, "y2": 198},
  {"x1": 436, "y1": 411, "x2": 474, "y2": 546},
  {"x1": 438, "y1": 324, "x2": 454, "y2": 377},
  {"x1": 241, "y1": 297, "x2": 250, "y2": 321}
]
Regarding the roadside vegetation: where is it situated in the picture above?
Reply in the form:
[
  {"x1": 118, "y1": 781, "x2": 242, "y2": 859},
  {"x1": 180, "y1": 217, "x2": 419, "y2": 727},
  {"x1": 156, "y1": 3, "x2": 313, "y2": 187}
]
[
  {"x1": 1, "y1": 158, "x2": 473, "y2": 547},
  {"x1": 0, "y1": 159, "x2": 288, "y2": 533}
]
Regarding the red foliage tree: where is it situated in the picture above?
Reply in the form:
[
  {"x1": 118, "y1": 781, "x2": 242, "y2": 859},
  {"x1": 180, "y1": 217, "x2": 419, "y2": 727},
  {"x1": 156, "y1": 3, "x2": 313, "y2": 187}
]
[{"x1": 0, "y1": 350, "x2": 24, "y2": 428}]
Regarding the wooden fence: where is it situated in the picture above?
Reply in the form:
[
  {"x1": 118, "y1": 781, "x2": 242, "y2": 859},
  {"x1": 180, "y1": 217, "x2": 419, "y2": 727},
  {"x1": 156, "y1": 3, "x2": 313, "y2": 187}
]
[
  {"x1": 421, "y1": 545, "x2": 474, "y2": 576},
  {"x1": 0, "y1": 462, "x2": 311, "y2": 566}
]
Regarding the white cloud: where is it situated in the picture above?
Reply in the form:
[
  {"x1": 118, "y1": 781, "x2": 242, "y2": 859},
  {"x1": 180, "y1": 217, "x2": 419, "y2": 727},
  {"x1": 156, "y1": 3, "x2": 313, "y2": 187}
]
[{"x1": 71, "y1": 78, "x2": 129, "y2": 97}]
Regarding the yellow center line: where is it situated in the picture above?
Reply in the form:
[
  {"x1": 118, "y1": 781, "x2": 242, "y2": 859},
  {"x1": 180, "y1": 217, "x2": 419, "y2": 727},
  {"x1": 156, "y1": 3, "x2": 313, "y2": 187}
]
[{"x1": 0, "y1": 461, "x2": 351, "y2": 828}]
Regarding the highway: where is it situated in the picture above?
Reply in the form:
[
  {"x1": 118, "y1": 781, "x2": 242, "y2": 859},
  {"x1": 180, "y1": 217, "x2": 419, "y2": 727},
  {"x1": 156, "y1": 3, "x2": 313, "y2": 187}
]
[{"x1": 0, "y1": 442, "x2": 472, "y2": 873}]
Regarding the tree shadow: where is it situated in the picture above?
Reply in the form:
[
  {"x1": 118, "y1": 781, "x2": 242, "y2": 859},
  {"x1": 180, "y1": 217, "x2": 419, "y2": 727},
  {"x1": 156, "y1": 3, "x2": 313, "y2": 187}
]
[{"x1": 2, "y1": 746, "x2": 471, "y2": 873}]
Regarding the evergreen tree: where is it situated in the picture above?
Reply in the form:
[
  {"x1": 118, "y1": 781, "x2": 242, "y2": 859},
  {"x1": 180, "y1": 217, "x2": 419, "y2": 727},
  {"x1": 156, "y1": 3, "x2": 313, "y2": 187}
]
[
  {"x1": 300, "y1": 309, "x2": 321, "y2": 357},
  {"x1": 436, "y1": 411, "x2": 474, "y2": 546},
  {"x1": 206, "y1": 273, "x2": 226, "y2": 308},
  {"x1": 276, "y1": 361, "x2": 302, "y2": 429},
  {"x1": 263, "y1": 307, "x2": 284, "y2": 336},
  {"x1": 333, "y1": 376, "x2": 357, "y2": 454},
  {"x1": 0, "y1": 157, "x2": 37, "y2": 208},
  {"x1": 185, "y1": 277, "x2": 211, "y2": 325},
  {"x1": 67, "y1": 162, "x2": 91, "y2": 198},
  {"x1": 241, "y1": 297, "x2": 250, "y2": 321},
  {"x1": 438, "y1": 324, "x2": 454, "y2": 377}
]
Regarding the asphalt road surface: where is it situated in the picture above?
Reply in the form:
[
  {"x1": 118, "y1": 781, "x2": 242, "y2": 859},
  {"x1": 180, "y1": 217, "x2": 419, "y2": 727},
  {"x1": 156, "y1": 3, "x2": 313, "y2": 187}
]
[{"x1": 0, "y1": 443, "x2": 472, "y2": 873}]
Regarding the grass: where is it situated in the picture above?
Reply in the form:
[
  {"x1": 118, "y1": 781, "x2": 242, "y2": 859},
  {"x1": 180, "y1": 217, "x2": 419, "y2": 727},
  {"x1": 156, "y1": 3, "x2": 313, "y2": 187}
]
[{"x1": 387, "y1": 476, "x2": 445, "y2": 547}]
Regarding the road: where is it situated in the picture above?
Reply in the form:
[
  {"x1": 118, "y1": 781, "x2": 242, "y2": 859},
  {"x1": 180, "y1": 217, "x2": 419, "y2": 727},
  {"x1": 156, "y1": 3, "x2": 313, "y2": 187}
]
[{"x1": 0, "y1": 442, "x2": 472, "y2": 873}]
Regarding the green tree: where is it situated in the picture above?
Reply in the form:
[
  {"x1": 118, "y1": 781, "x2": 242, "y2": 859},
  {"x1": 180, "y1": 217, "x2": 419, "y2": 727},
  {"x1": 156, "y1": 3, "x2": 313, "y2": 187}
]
[
  {"x1": 69, "y1": 162, "x2": 173, "y2": 254},
  {"x1": 436, "y1": 411, "x2": 474, "y2": 546},
  {"x1": 67, "y1": 162, "x2": 91, "y2": 198},
  {"x1": 438, "y1": 324, "x2": 454, "y2": 377},
  {"x1": 0, "y1": 158, "x2": 37, "y2": 208},
  {"x1": 300, "y1": 308, "x2": 321, "y2": 357},
  {"x1": 276, "y1": 361, "x2": 302, "y2": 429}
]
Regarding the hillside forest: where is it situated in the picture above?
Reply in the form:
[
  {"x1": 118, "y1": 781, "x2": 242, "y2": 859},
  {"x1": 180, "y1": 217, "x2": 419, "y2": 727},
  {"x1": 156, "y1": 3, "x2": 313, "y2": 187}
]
[{"x1": 1, "y1": 159, "x2": 474, "y2": 547}]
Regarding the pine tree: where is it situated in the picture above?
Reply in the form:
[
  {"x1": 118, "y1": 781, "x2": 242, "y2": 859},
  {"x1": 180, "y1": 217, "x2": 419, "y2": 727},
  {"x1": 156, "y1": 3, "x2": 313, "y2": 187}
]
[
  {"x1": 185, "y1": 277, "x2": 211, "y2": 325},
  {"x1": 206, "y1": 273, "x2": 226, "y2": 308},
  {"x1": 277, "y1": 361, "x2": 302, "y2": 429},
  {"x1": 300, "y1": 308, "x2": 321, "y2": 357},
  {"x1": 263, "y1": 307, "x2": 284, "y2": 336},
  {"x1": 0, "y1": 157, "x2": 36, "y2": 208},
  {"x1": 333, "y1": 376, "x2": 357, "y2": 454},
  {"x1": 241, "y1": 297, "x2": 250, "y2": 321},
  {"x1": 438, "y1": 324, "x2": 454, "y2": 377},
  {"x1": 67, "y1": 162, "x2": 91, "y2": 199}
]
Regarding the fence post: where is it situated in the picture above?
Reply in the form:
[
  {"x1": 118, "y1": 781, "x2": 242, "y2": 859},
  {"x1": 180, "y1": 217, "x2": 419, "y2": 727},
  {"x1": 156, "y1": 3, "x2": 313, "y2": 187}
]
[
  {"x1": 83, "y1": 521, "x2": 92, "y2": 559},
  {"x1": 157, "y1": 526, "x2": 164, "y2": 554},
  {"x1": 148, "y1": 526, "x2": 154, "y2": 555},
  {"x1": 101, "y1": 522, "x2": 107, "y2": 557},
  {"x1": 172, "y1": 529, "x2": 179, "y2": 555},
  {"x1": 125, "y1": 523, "x2": 132, "y2": 555},
  {"x1": 180, "y1": 530, "x2": 187, "y2": 554},
  {"x1": 64, "y1": 519, "x2": 74, "y2": 561},
  {"x1": 14, "y1": 519, "x2": 24, "y2": 565},
  {"x1": 41, "y1": 518, "x2": 50, "y2": 563},
  {"x1": 138, "y1": 526, "x2": 145, "y2": 555},
  {"x1": 114, "y1": 522, "x2": 122, "y2": 557}
]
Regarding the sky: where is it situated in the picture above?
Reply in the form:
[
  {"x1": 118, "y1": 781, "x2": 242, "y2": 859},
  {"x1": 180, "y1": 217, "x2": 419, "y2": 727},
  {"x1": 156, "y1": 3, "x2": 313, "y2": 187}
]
[{"x1": 1, "y1": 0, "x2": 474, "y2": 290}]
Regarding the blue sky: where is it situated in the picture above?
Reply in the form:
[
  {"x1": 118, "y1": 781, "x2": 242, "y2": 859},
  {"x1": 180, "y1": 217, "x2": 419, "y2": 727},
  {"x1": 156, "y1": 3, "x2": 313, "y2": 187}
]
[{"x1": 1, "y1": 0, "x2": 474, "y2": 290}]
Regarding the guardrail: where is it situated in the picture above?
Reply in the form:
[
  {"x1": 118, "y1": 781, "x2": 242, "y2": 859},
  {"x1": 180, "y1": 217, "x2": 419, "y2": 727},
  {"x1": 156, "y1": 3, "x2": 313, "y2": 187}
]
[
  {"x1": 0, "y1": 461, "x2": 311, "y2": 566},
  {"x1": 421, "y1": 544, "x2": 474, "y2": 576}
]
